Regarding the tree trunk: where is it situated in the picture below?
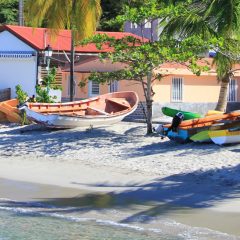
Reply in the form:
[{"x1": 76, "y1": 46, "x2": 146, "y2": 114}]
[
  {"x1": 19, "y1": 0, "x2": 24, "y2": 26},
  {"x1": 146, "y1": 72, "x2": 153, "y2": 134},
  {"x1": 215, "y1": 75, "x2": 230, "y2": 112},
  {"x1": 70, "y1": 29, "x2": 75, "y2": 101},
  {"x1": 70, "y1": 0, "x2": 76, "y2": 101}
]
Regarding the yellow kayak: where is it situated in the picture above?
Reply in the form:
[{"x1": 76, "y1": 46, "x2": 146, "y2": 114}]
[{"x1": 205, "y1": 110, "x2": 224, "y2": 116}]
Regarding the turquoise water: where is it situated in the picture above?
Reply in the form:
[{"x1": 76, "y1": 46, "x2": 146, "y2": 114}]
[
  {"x1": 0, "y1": 199, "x2": 237, "y2": 240},
  {"x1": 0, "y1": 210, "x2": 174, "y2": 240}
]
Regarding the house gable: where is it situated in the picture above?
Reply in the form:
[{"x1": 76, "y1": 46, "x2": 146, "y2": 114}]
[
  {"x1": 0, "y1": 30, "x2": 38, "y2": 98},
  {"x1": 0, "y1": 30, "x2": 36, "y2": 52}
]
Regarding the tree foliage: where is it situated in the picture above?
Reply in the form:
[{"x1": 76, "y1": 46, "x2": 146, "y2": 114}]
[
  {"x1": 99, "y1": 0, "x2": 126, "y2": 31},
  {"x1": 25, "y1": 0, "x2": 102, "y2": 41},
  {"x1": 36, "y1": 68, "x2": 60, "y2": 103},
  {"x1": 0, "y1": 0, "x2": 18, "y2": 24},
  {"x1": 15, "y1": 84, "x2": 28, "y2": 104},
  {"x1": 160, "y1": 0, "x2": 240, "y2": 111},
  {"x1": 81, "y1": 33, "x2": 211, "y2": 133}
]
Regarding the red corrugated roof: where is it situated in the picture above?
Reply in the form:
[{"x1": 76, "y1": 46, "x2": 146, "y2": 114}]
[{"x1": 0, "y1": 25, "x2": 147, "y2": 53}]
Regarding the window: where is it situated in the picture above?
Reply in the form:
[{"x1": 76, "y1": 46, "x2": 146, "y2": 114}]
[
  {"x1": 109, "y1": 80, "x2": 118, "y2": 93},
  {"x1": 228, "y1": 79, "x2": 237, "y2": 102},
  {"x1": 144, "y1": 19, "x2": 151, "y2": 28},
  {"x1": 171, "y1": 77, "x2": 183, "y2": 102},
  {"x1": 68, "y1": 75, "x2": 76, "y2": 96},
  {"x1": 130, "y1": 22, "x2": 138, "y2": 29},
  {"x1": 88, "y1": 80, "x2": 100, "y2": 96}
]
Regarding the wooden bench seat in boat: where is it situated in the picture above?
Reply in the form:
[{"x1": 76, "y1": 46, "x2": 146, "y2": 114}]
[{"x1": 105, "y1": 98, "x2": 130, "y2": 109}]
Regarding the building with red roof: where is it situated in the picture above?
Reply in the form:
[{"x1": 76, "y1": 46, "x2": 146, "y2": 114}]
[
  {"x1": 0, "y1": 24, "x2": 239, "y2": 118},
  {"x1": 0, "y1": 24, "x2": 146, "y2": 101}
]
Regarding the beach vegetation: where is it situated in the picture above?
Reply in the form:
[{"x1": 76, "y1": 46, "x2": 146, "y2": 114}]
[
  {"x1": 15, "y1": 84, "x2": 29, "y2": 125},
  {"x1": 15, "y1": 84, "x2": 28, "y2": 104},
  {"x1": 35, "y1": 67, "x2": 61, "y2": 103},
  {"x1": 160, "y1": 0, "x2": 240, "y2": 112}
]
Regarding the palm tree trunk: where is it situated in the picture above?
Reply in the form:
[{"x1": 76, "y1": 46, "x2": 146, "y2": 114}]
[
  {"x1": 19, "y1": 0, "x2": 24, "y2": 26},
  {"x1": 215, "y1": 76, "x2": 230, "y2": 112},
  {"x1": 70, "y1": 0, "x2": 76, "y2": 101},
  {"x1": 70, "y1": 29, "x2": 75, "y2": 101}
]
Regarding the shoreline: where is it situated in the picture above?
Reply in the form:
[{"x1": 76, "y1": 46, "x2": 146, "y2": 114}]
[
  {"x1": 0, "y1": 177, "x2": 240, "y2": 238},
  {"x1": 0, "y1": 122, "x2": 240, "y2": 237}
]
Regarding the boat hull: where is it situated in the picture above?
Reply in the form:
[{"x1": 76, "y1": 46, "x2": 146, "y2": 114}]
[
  {"x1": 164, "y1": 128, "x2": 190, "y2": 143},
  {"x1": 208, "y1": 129, "x2": 240, "y2": 145},
  {"x1": 24, "y1": 106, "x2": 137, "y2": 128},
  {"x1": 0, "y1": 99, "x2": 21, "y2": 123},
  {"x1": 190, "y1": 130, "x2": 212, "y2": 143},
  {"x1": 164, "y1": 112, "x2": 240, "y2": 129},
  {"x1": 20, "y1": 91, "x2": 139, "y2": 128}
]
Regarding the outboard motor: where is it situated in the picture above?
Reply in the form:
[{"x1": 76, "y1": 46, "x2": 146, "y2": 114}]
[
  {"x1": 153, "y1": 124, "x2": 166, "y2": 139},
  {"x1": 166, "y1": 112, "x2": 184, "y2": 134},
  {"x1": 154, "y1": 124, "x2": 164, "y2": 134}
]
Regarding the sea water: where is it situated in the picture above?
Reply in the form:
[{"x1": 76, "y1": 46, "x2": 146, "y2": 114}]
[{"x1": 0, "y1": 199, "x2": 238, "y2": 240}]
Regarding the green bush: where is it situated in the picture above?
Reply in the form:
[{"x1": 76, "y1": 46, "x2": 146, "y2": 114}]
[
  {"x1": 15, "y1": 84, "x2": 28, "y2": 104},
  {"x1": 36, "y1": 67, "x2": 61, "y2": 103}
]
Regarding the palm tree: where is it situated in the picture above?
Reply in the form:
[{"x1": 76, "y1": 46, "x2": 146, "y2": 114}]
[
  {"x1": 25, "y1": 0, "x2": 102, "y2": 101},
  {"x1": 161, "y1": 0, "x2": 240, "y2": 111}
]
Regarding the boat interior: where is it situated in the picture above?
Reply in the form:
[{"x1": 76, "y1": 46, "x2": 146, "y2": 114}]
[{"x1": 28, "y1": 96, "x2": 133, "y2": 117}]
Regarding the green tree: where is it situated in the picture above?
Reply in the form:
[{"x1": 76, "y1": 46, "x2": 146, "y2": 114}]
[
  {"x1": 0, "y1": 0, "x2": 18, "y2": 24},
  {"x1": 25, "y1": 0, "x2": 102, "y2": 101},
  {"x1": 82, "y1": 34, "x2": 210, "y2": 134},
  {"x1": 161, "y1": 0, "x2": 240, "y2": 111},
  {"x1": 35, "y1": 67, "x2": 62, "y2": 103},
  {"x1": 15, "y1": 84, "x2": 28, "y2": 104},
  {"x1": 99, "y1": 0, "x2": 126, "y2": 31}
]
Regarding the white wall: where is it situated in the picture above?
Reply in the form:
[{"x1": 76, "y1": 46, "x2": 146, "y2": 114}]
[{"x1": 0, "y1": 31, "x2": 38, "y2": 98}]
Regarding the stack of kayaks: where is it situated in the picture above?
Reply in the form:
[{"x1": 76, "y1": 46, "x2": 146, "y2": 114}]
[{"x1": 161, "y1": 107, "x2": 240, "y2": 145}]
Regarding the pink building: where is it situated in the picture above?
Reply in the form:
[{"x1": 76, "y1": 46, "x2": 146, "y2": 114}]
[{"x1": 62, "y1": 57, "x2": 240, "y2": 118}]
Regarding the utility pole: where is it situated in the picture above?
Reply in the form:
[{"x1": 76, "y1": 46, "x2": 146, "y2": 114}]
[
  {"x1": 70, "y1": 29, "x2": 75, "y2": 101},
  {"x1": 19, "y1": 0, "x2": 24, "y2": 26}
]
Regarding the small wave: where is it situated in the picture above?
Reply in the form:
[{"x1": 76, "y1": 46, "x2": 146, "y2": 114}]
[
  {"x1": 0, "y1": 198, "x2": 238, "y2": 240},
  {"x1": 0, "y1": 198, "x2": 58, "y2": 209}
]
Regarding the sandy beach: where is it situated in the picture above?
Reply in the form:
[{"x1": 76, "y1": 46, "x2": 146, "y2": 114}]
[{"x1": 0, "y1": 121, "x2": 240, "y2": 239}]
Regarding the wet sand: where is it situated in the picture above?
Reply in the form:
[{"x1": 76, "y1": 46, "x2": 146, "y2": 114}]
[{"x1": 0, "y1": 177, "x2": 240, "y2": 237}]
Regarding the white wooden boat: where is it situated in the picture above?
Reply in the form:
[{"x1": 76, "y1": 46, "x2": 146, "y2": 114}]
[
  {"x1": 208, "y1": 129, "x2": 240, "y2": 145},
  {"x1": 19, "y1": 91, "x2": 138, "y2": 128}
]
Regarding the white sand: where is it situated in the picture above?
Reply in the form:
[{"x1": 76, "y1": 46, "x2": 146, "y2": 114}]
[{"x1": 0, "y1": 122, "x2": 240, "y2": 237}]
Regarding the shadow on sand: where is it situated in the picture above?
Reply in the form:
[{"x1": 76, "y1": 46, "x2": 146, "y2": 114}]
[{"x1": 0, "y1": 123, "x2": 236, "y2": 158}]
